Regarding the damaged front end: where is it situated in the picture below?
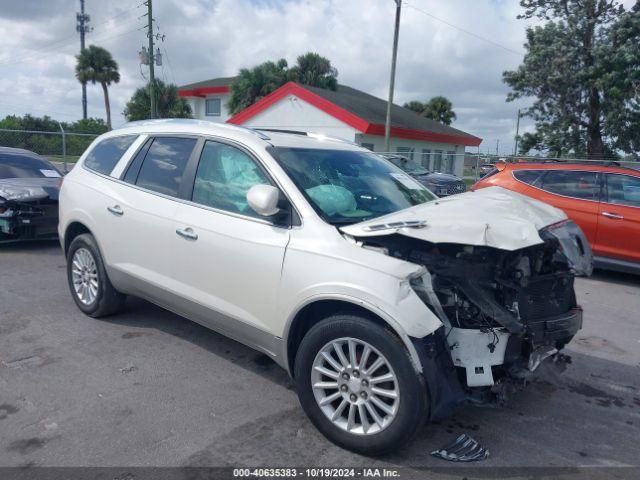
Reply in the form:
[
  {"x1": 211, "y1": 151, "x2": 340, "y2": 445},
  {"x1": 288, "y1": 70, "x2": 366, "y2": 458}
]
[
  {"x1": 0, "y1": 182, "x2": 59, "y2": 242},
  {"x1": 349, "y1": 218, "x2": 592, "y2": 409}
]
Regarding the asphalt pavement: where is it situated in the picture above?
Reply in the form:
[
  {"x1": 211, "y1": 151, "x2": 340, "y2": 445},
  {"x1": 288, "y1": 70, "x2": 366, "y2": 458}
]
[{"x1": 1, "y1": 240, "x2": 639, "y2": 475}]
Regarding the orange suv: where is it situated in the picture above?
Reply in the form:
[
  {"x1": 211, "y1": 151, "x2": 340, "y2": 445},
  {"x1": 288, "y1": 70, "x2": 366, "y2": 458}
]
[{"x1": 472, "y1": 162, "x2": 640, "y2": 273}]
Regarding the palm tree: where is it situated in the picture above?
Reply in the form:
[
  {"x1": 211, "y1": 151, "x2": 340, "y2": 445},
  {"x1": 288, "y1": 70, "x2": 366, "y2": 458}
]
[
  {"x1": 75, "y1": 46, "x2": 120, "y2": 129},
  {"x1": 403, "y1": 100, "x2": 426, "y2": 114},
  {"x1": 228, "y1": 53, "x2": 339, "y2": 115},
  {"x1": 403, "y1": 96, "x2": 456, "y2": 125},
  {"x1": 288, "y1": 52, "x2": 338, "y2": 90},
  {"x1": 123, "y1": 79, "x2": 192, "y2": 121},
  {"x1": 422, "y1": 96, "x2": 456, "y2": 125}
]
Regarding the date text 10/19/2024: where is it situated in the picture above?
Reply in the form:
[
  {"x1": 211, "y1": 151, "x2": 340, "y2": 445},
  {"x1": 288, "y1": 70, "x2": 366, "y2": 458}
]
[{"x1": 233, "y1": 468, "x2": 401, "y2": 478}]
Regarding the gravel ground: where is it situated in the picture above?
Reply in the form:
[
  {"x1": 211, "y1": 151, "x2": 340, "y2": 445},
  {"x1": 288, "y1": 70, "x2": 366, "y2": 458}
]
[{"x1": 0, "y1": 240, "x2": 639, "y2": 475}]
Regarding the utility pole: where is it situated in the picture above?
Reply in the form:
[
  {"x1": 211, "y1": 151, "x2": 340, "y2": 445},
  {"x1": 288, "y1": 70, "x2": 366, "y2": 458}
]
[
  {"x1": 384, "y1": 0, "x2": 402, "y2": 152},
  {"x1": 76, "y1": 0, "x2": 92, "y2": 119},
  {"x1": 145, "y1": 0, "x2": 156, "y2": 118},
  {"x1": 514, "y1": 109, "x2": 521, "y2": 156},
  {"x1": 496, "y1": 139, "x2": 500, "y2": 156}
]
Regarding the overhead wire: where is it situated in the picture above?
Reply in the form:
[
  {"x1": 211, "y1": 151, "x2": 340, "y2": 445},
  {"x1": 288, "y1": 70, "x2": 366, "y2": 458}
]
[{"x1": 402, "y1": 1, "x2": 524, "y2": 57}]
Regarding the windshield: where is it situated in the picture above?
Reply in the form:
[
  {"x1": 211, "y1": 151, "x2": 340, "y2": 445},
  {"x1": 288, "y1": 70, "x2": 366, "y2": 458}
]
[
  {"x1": 270, "y1": 147, "x2": 437, "y2": 225},
  {"x1": 389, "y1": 157, "x2": 430, "y2": 175},
  {"x1": 0, "y1": 153, "x2": 60, "y2": 180}
]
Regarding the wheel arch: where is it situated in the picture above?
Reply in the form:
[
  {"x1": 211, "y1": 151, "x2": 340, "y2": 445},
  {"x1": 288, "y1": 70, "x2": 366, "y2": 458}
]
[
  {"x1": 284, "y1": 296, "x2": 424, "y2": 378},
  {"x1": 63, "y1": 221, "x2": 93, "y2": 257}
]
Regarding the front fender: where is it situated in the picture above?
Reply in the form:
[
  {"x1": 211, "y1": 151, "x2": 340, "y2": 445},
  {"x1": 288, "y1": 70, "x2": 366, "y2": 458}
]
[{"x1": 282, "y1": 287, "x2": 443, "y2": 375}]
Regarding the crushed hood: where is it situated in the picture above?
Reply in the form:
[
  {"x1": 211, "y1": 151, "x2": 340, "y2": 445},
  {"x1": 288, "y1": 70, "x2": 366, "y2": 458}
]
[
  {"x1": 340, "y1": 186, "x2": 567, "y2": 251},
  {"x1": 0, "y1": 177, "x2": 60, "y2": 202}
]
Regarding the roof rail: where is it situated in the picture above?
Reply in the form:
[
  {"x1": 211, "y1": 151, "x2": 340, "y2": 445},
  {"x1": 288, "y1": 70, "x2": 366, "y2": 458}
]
[
  {"x1": 255, "y1": 129, "x2": 360, "y2": 146},
  {"x1": 256, "y1": 128, "x2": 308, "y2": 136}
]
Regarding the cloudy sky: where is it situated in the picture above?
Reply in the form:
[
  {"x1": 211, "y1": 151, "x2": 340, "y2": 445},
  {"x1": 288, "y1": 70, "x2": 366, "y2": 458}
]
[{"x1": 0, "y1": 0, "x2": 633, "y2": 153}]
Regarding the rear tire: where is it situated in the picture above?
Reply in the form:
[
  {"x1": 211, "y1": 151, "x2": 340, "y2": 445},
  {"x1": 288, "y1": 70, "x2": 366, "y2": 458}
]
[
  {"x1": 294, "y1": 314, "x2": 428, "y2": 455},
  {"x1": 67, "y1": 233, "x2": 125, "y2": 317}
]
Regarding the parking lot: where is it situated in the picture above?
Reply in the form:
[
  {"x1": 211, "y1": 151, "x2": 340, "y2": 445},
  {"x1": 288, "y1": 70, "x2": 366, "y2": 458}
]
[{"x1": 1, "y1": 240, "x2": 639, "y2": 473}]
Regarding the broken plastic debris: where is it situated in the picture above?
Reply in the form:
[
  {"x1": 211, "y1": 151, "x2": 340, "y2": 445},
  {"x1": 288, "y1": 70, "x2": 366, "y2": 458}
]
[{"x1": 431, "y1": 434, "x2": 489, "y2": 462}]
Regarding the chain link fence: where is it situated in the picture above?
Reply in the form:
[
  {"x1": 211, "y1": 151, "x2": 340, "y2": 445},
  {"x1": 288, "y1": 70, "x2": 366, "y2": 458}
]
[{"x1": 0, "y1": 128, "x2": 99, "y2": 172}]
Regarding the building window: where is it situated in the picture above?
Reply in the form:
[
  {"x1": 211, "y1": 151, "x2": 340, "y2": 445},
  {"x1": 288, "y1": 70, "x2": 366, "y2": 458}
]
[
  {"x1": 396, "y1": 146, "x2": 414, "y2": 160},
  {"x1": 447, "y1": 150, "x2": 456, "y2": 174},
  {"x1": 205, "y1": 98, "x2": 221, "y2": 116},
  {"x1": 433, "y1": 150, "x2": 443, "y2": 172},
  {"x1": 361, "y1": 143, "x2": 374, "y2": 151},
  {"x1": 421, "y1": 149, "x2": 431, "y2": 170}
]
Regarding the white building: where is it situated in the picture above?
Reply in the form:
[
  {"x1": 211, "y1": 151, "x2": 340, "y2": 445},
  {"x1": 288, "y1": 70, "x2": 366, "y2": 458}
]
[{"x1": 179, "y1": 78, "x2": 482, "y2": 177}]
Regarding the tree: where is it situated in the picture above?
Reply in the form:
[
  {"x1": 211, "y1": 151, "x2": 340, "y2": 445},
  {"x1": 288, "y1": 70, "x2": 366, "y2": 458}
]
[
  {"x1": 504, "y1": 0, "x2": 640, "y2": 158},
  {"x1": 403, "y1": 100, "x2": 426, "y2": 114},
  {"x1": 228, "y1": 52, "x2": 338, "y2": 115},
  {"x1": 0, "y1": 114, "x2": 108, "y2": 157},
  {"x1": 422, "y1": 96, "x2": 457, "y2": 125},
  {"x1": 123, "y1": 79, "x2": 192, "y2": 121},
  {"x1": 75, "y1": 45, "x2": 120, "y2": 130},
  {"x1": 287, "y1": 52, "x2": 338, "y2": 90},
  {"x1": 227, "y1": 59, "x2": 289, "y2": 115},
  {"x1": 403, "y1": 96, "x2": 457, "y2": 125}
]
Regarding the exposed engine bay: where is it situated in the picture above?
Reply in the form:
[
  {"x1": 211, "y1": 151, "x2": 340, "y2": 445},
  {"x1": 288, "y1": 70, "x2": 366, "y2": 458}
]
[{"x1": 351, "y1": 219, "x2": 593, "y2": 405}]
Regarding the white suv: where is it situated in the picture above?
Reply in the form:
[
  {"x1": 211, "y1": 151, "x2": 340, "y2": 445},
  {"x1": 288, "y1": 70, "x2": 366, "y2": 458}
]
[{"x1": 59, "y1": 119, "x2": 592, "y2": 454}]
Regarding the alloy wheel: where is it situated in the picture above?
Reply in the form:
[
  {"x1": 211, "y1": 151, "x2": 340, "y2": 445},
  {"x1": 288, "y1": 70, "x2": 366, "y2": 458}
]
[
  {"x1": 311, "y1": 337, "x2": 400, "y2": 435},
  {"x1": 71, "y1": 247, "x2": 99, "y2": 305}
]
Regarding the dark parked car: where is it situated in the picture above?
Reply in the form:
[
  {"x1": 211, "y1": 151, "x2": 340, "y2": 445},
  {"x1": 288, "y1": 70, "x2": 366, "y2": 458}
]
[
  {"x1": 384, "y1": 155, "x2": 466, "y2": 196},
  {"x1": 0, "y1": 147, "x2": 62, "y2": 242},
  {"x1": 479, "y1": 163, "x2": 496, "y2": 177}
]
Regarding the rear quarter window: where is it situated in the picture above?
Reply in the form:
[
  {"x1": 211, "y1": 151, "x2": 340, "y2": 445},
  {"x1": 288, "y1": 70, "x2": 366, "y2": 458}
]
[
  {"x1": 84, "y1": 135, "x2": 138, "y2": 175},
  {"x1": 513, "y1": 169, "x2": 544, "y2": 186}
]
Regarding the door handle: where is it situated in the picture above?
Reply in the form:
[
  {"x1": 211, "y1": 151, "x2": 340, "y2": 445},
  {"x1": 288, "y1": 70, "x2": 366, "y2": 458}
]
[
  {"x1": 602, "y1": 211, "x2": 624, "y2": 220},
  {"x1": 107, "y1": 205, "x2": 124, "y2": 216},
  {"x1": 176, "y1": 227, "x2": 198, "y2": 241}
]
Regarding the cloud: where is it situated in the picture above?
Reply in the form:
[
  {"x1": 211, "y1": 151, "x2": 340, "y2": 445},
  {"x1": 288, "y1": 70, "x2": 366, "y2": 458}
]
[{"x1": 4, "y1": 0, "x2": 630, "y2": 152}]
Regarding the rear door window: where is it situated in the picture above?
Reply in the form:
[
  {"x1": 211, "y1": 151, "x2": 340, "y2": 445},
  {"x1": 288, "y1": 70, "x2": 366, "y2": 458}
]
[
  {"x1": 133, "y1": 137, "x2": 197, "y2": 197},
  {"x1": 513, "y1": 169, "x2": 544, "y2": 186},
  {"x1": 605, "y1": 173, "x2": 640, "y2": 207},
  {"x1": 539, "y1": 170, "x2": 600, "y2": 201},
  {"x1": 84, "y1": 135, "x2": 137, "y2": 175}
]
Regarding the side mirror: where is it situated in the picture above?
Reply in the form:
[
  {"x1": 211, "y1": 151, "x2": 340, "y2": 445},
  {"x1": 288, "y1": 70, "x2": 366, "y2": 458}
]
[{"x1": 247, "y1": 184, "x2": 281, "y2": 217}]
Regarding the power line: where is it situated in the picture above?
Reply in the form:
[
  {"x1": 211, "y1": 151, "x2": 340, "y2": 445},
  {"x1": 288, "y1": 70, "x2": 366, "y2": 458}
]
[
  {"x1": 162, "y1": 45, "x2": 176, "y2": 84},
  {"x1": 0, "y1": 10, "x2": 142, "y2": 69},
  {"x1": 0, "y1": 20, "x2": 142, "y2": 69},
  {"x1": 403, "y1": 2, "x2": 524, "y2": 56}
]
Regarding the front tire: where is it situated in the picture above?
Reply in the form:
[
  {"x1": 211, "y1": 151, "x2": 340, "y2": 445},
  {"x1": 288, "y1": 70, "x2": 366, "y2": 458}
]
[
  {"x1": 67, "y1": 233, "x2": 125, "y2": 317},
  {"x1": 294, "y1": 314, "x2": 428, "y2": 455}
]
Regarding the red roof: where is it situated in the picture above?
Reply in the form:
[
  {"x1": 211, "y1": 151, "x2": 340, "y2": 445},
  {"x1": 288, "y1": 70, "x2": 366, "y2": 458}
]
[{"x1": 179, "y1": 80, "x2": 482, "y2": 147}]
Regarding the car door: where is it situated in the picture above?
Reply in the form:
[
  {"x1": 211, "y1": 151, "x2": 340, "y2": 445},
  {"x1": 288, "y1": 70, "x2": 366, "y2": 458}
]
[
  {"x1": 170, "y1": 138, "x2": 290, "y2": 349},
  {"x1": 596, "y1": 173, "x2": 640, "y2": 263},
  {"x1": 104, "y1": 135, "x2": 199, "y2": 298},
  {"x1": 518, "y1": 169, "x2": 602, "y2": 248}
]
